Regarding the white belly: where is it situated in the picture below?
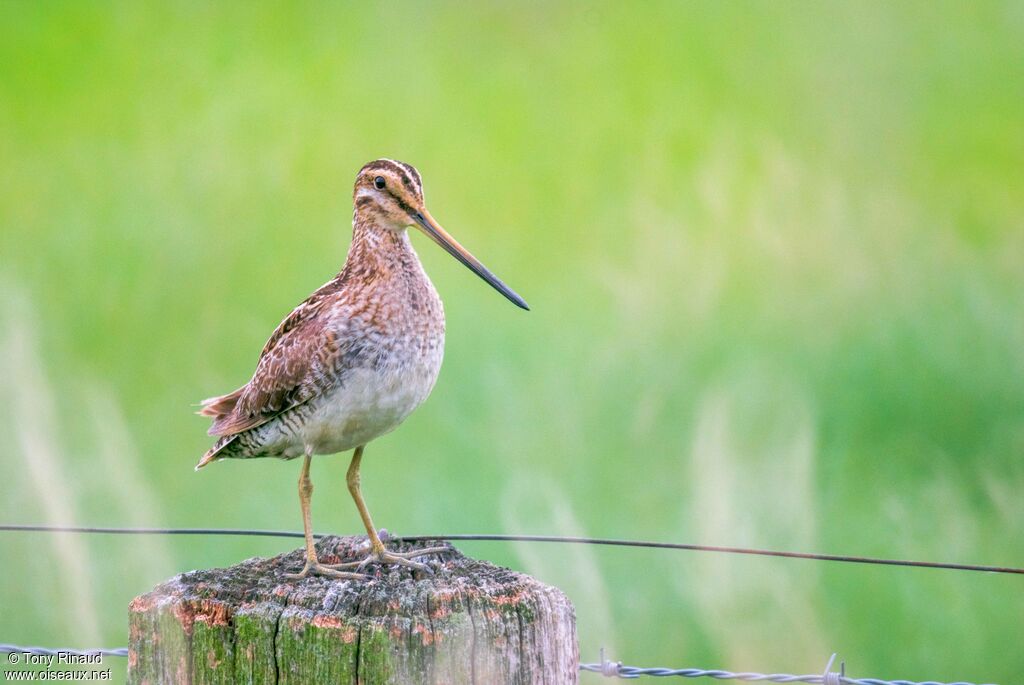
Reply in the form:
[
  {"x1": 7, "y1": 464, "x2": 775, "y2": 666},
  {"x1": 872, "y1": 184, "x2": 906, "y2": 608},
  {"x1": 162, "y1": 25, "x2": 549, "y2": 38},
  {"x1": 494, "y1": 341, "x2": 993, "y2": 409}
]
[{"x1": 295, "y1": 338, "x2": 444, "y2": 456}]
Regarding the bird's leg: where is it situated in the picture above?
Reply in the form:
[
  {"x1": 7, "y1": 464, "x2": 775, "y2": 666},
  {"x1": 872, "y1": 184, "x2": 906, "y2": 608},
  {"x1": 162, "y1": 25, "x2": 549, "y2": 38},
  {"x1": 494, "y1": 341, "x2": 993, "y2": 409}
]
[
  {"x1": 284, "y1": 451, "x2": 365, "y2": 581},
  {"x1": 348, "y1": 445, "x2": 387, "y2": 557},
  {"x1": 323, "y1": 445, "x2": 447, "y2": 573}
]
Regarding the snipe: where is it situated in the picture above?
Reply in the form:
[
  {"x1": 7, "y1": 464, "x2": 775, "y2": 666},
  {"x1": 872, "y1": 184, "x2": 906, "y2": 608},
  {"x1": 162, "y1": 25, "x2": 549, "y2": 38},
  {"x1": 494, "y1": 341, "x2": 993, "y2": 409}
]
[{"x1": 196, "y1": 159, "x2": 528, "y2": 579}]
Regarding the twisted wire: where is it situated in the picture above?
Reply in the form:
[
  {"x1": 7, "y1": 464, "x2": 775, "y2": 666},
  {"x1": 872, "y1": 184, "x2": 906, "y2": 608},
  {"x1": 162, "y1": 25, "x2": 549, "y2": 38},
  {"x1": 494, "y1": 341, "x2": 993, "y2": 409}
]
[
  {"x1": 579, "y1": 662, "x2": 995, "y2": 684},
  {"x1": 0, "y1": 644, "x2": 128, "y2": 658}
]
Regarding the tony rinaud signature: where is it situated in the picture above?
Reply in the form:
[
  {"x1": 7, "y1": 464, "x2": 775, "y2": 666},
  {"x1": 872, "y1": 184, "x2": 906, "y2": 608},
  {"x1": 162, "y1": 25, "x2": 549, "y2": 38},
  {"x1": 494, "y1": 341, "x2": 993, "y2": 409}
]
[{"x1": 7, "y1": 651, "x2": 102, "y2": 667}]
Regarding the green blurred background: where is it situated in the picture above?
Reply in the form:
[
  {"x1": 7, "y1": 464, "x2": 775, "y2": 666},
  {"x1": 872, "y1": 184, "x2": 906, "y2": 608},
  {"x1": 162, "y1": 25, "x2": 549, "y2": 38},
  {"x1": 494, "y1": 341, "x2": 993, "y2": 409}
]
[{"x1": 1, "y1": 1, "x2": 1022, "y2": 682}]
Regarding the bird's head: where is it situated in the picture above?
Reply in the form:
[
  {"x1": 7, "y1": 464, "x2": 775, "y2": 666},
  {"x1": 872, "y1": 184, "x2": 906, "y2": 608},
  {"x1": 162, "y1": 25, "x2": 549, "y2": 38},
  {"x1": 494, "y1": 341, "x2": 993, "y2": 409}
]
[
  {"x1": 353, "y1": 159, "x2": 529, "y2": 310},
  {"x1": 354, "y1": 159, "x2": 425, "y2": 230}
]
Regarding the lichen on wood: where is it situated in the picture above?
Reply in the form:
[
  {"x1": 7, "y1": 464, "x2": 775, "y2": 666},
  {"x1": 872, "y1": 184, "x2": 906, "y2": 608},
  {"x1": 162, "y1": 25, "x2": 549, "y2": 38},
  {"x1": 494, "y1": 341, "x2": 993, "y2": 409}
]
[{"x1": 128, "y1": 535, "x2": 578, "y2": 684}]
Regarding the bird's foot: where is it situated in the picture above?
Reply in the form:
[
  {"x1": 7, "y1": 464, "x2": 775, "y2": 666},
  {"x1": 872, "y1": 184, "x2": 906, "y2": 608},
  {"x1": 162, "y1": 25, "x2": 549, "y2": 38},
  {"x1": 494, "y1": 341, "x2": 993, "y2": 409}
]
[
  {"x1": 284, "y1": 558, "x2": 367, "y2": 581},
  {"x1": 324, "y1": 543, "x2": 449, "y2": 574}
]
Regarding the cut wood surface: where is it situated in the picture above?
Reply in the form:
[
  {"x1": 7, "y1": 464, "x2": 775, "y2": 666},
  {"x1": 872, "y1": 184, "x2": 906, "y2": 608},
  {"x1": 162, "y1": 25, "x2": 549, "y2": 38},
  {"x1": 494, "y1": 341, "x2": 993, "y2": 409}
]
[{"x1": 128, "y1": 535, "x2": 578, "y2": 684}]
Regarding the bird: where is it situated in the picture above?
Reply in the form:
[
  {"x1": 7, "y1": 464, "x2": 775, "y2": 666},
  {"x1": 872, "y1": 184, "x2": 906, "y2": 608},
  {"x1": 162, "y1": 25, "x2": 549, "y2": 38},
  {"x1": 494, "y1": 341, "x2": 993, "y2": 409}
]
[{"x1": 195, "y1": 159, "x2": 528, "y2": 580}]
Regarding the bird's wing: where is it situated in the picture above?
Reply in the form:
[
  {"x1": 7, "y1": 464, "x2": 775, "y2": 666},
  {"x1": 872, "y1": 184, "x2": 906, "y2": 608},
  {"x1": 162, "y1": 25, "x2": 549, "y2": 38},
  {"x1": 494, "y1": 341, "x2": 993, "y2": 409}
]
[{"x1": 206, "y1": 279, "x2": 349, "y2": 438}]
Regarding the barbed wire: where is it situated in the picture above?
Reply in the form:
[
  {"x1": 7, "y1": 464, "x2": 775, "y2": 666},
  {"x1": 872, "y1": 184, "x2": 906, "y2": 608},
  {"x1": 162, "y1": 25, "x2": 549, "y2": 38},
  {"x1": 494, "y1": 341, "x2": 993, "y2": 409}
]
[
  {"x1": 0, "y1": 644, "x2": 127, "y2": 658},
  {"x1": 580, "y1": 663, "x2": 993, "y2": 684},
  {"x1": 0, "y1": 645, "x2": 999, "y2": 685},
  {"x1": 2, "y1": 524, "x2": 1022, "y2": 575},
  {"x1": 579, "y1": 651, "x2": 999, "y2": 685}
]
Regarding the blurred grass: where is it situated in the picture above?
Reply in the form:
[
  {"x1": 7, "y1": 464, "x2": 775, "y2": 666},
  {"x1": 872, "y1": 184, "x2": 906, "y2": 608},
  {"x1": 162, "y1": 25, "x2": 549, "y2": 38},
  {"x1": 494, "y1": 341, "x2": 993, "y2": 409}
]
[{"x1": 1, "y1": 1, "x2": 1023, "y2": 682}]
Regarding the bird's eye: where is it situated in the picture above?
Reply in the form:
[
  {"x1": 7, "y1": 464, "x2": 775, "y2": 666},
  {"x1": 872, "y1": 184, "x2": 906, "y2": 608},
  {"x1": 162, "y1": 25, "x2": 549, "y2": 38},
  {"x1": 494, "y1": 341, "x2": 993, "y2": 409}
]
[{"x1": 374, "y1": 176, "x2": 386, "y2": 190}]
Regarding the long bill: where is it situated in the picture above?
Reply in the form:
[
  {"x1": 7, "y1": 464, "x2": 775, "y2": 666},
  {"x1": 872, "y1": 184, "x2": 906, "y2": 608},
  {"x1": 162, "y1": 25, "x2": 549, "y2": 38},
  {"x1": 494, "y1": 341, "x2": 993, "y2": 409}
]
[{"x1": 412, "y1": 209, "x2": 530, "y2": 310}]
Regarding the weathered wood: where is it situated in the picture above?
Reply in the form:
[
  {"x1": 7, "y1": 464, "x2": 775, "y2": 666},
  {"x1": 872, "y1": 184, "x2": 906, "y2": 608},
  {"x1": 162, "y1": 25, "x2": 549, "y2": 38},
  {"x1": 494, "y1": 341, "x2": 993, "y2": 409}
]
[{"x1": 128, "y1": 535, "x2": 578, "y2": 684}]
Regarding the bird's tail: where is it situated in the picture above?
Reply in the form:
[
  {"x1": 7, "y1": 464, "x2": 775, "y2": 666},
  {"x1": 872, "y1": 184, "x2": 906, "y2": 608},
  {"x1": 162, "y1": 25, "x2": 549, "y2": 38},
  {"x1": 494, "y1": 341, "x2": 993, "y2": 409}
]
[
  {"x1": 195, "y1": 388, "x2": 246, "y2": 470},
  {"x1": 194, "y1": 435, "x2": 238, "y2": 471},
  {"x1": 197, "y1": 388, "x2": 243, "y2": 419}
]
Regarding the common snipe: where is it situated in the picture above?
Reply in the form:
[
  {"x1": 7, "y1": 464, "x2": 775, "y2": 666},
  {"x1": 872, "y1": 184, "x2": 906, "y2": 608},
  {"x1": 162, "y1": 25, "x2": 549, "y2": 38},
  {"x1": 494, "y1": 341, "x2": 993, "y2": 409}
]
[{"x1": 196, "y1": 159, "x2": 528, "y2": 579}]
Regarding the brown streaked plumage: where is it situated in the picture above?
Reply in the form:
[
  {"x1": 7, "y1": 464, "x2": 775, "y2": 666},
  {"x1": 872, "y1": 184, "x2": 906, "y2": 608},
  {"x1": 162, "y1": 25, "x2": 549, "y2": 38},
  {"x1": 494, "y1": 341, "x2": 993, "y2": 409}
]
[{"x1": 196, "y1": 159, "x2": 528, "y2": 580}]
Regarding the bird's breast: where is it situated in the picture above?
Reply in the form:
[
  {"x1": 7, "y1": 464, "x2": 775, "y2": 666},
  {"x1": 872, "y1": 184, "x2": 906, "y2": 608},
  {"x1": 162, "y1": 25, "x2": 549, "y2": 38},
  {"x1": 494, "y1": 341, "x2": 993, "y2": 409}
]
[
  {"x1": 306, "y1": 328, "x2": 444, "y2": 454},
  {"x1": 301, "y1": 257, "x2": 447, "y2": 455}
]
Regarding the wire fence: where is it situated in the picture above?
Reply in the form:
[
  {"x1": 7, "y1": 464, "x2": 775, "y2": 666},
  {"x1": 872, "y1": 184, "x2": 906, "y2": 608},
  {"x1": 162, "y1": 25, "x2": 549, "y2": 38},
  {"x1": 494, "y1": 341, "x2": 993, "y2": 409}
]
[
  {"x1": 3, "y1": 524, "x2": 1023, "y2": 575},
  {"x1": 581, "y1": 652, "x2": 998, "y2": 685},
  {"x1": 0, "y1": 524, "x2": 1016, "y2": 684},
  {"x1": 1, "y1": 644, "x2": 128, "y2": 659},
  {"x1": 0, "y1": 644, "x2": 999, "y2": 685}
]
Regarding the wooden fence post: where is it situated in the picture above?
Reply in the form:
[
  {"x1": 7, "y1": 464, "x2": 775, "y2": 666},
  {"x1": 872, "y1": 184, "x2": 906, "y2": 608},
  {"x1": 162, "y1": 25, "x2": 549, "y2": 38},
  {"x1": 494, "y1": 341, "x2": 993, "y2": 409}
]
[{"x1": 128, "y1": 535, "x2": 578, "y2": 684}]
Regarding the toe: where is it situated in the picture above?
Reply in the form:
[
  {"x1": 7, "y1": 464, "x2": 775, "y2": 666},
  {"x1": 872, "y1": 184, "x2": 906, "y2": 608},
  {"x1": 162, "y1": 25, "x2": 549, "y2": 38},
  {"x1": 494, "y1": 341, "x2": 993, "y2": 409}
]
[
  {"x1": 318, "y1": 567, "x2": 366, "y2": 580},
  {"x1": 322, "y1": 560, "x2": 363, "y2": 570},
  {"x1": 391, "y1": 546, "x2": 448, "y2": 560},
  {"x1": 283, "y1": 560, "x2": 366, "y2": 581},
  {"x1": 381, "y1": 554, "x2": 433, "y2": 572},
  {"x1": 283, "y1": 565, "x2": 310, "y2": 580}
]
